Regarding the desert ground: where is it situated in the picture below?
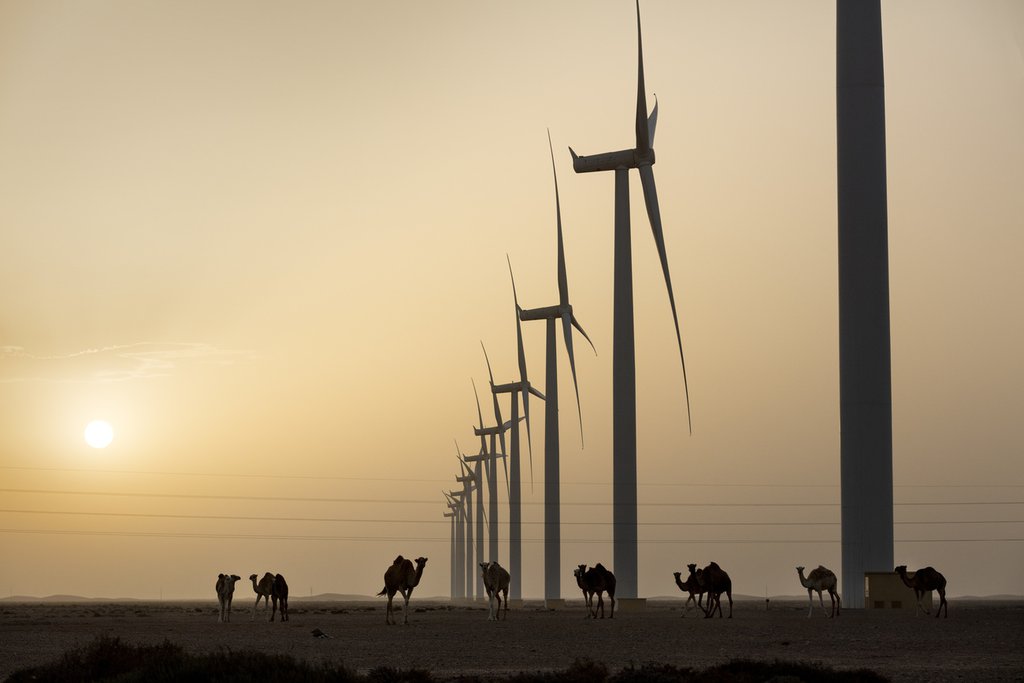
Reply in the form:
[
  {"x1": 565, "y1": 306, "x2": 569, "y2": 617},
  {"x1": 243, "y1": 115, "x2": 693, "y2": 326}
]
[{"x1": 1, "y1": 597, "x2": 1022, "y2": 682}]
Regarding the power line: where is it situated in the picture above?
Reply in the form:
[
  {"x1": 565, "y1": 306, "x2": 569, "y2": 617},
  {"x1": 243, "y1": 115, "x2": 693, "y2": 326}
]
[
  {"x1": 3, "y1": 465, "x2": 1020, "y2": 490},
  {"x1": 0, "y1": 528, "x2": 1020, "y2": 544},
  {"x1": 3, "y1": 488, "x2": 1022, "y2": 507},
  {"x1": 1, "y1": 509, "x2": 1020, "y2": 527}
]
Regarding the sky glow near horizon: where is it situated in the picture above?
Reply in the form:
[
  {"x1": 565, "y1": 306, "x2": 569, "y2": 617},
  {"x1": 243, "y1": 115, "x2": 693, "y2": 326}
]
[{"x1": 1, "y1": 0, "x2": 1022, "y2": 600}]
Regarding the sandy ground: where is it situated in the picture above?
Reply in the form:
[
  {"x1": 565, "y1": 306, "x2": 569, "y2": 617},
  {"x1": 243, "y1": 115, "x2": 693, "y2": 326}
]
[{"x1": 1, "y1": 598, "x2": 1022, "y2": 682}]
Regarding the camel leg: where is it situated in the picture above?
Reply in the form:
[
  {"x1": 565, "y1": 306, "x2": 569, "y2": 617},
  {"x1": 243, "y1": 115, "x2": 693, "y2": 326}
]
[
  {"x1": 807, "y1": 589, "x2": 814, "y2": 618},
  {"x1": 270, "y1": 595, "x2": 277, "y2": 622},
  {"x1": 402, "y1": 590, "x2": 411, "y2": 625},
  {"x1": 386, "y1": 594, "x2": 394, "y2": 625},
  {"x1": 502, "y1": 589, "x2": 508, "y2": 620},
  {"x1": 726, "y1": 591, "x2": 733, "y2": 618},
  {"x1": 609, "y1": 592, "x2": 615, "y2": 619},
  {"x1": 937, "y1": 589, "x2": 947, "y2": 618},
  {"x1": 818, "y1": 590, "x2": 827, "y2": 618}
]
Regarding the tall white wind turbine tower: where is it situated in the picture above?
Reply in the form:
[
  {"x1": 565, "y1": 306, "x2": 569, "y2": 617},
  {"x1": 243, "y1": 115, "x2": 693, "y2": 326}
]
[
  {"x1": 569, "y1": 0, "x2": 691, "y2": 602},
  {"x1": 837, "y1": 0, "x2": 893, "y2": 608},
  {"x1": 519, "y1": 131, "x2": 596, "y2": 603}
]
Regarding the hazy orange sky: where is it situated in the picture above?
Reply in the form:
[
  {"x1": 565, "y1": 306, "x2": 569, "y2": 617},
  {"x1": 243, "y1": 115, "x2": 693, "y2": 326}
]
[{"x1": 1, "y1": 1, "x2": 1022, "y2": 600}]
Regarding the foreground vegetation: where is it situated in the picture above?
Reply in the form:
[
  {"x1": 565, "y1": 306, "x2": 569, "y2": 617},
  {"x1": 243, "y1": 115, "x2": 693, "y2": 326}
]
[{"x1": 7, "y1": 637, "x2": 888, "y2": 683}]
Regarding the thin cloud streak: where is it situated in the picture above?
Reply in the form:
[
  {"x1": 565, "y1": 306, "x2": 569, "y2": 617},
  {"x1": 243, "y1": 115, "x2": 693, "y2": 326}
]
[{"x1": 0, "y1": 342, "x2": 257, "y2": 384}]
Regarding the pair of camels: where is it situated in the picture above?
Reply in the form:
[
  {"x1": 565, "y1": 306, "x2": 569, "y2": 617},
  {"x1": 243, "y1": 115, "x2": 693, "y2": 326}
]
[
  {"x1": 672, "y1": 562, "x2": 732, "y2": 618},
  {"x1": 573, "y1": 564, "x2": 616, "y2": 619},
  {"x1": 480, "y1": 561, "x2": 511, "y2": 621},
  {"x1": 378, "y1": 555, "x2": 428, "y2": 625},
  {"x1": 249, "y1": 572, "x2": 290, "y2": 622}
]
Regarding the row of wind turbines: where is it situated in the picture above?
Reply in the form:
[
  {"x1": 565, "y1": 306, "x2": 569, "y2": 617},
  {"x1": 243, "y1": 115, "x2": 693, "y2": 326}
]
[{"x1": 442, "y1": 1, "x2": 690, "y2": 604}]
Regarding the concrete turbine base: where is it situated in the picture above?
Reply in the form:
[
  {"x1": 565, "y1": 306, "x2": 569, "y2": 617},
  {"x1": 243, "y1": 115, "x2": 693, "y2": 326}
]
[
  {"x1": 614, "y1": 597, "x2": 647, "y2": 613},
  {"x1": 543, "y1": 598, "x2": 567, "y2": 610}
]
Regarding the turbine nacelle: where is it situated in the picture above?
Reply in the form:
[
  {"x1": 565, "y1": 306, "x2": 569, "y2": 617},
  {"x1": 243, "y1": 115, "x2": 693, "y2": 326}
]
[
  {"x1": 569, "y1": 146, "x2": 654, "y2": 173},
  {"x1": 519, "y1": 304, "x2": 569, "y2": 322}
]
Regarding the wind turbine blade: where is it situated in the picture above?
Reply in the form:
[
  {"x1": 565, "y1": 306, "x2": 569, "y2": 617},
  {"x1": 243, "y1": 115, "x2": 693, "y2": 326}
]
[
  {"x1": 639, "y1": 163, "x2": 692, "y2": 434},
  {"x1": 561, "y1": 314, "x2": 585, "y2": 447},
  {"x1": 501, "y1": 451, "x2": 510, "y2": 499},
  {"x1": 482, "y1": 343, "x2": 506, "y2": 448},
  {"x1": 648, "y1": 94, "x2": 658, "y2": 147},
  {"x1": 549, "y1": 130, "x2": 570, "y2": 309},
  {"x1": 635, "y1": 0, "x2": 651, "y2": 153},
  {"x1": 521, "y1": 387, "x2": 535, "y2": 492},
  {"x1": 472, "y1": 378, "x2": 487, "y2": 453},
  {"x1": 571, "y1": 314, "x2": 597, "y2": 356}
]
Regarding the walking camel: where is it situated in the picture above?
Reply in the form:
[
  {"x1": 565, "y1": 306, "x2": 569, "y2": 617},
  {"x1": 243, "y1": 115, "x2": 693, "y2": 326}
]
[
  {"x1": 695, "y1": 562, "x2": 733, "y2": 619},
  {"x1": 573, "y1": 564, "x2": 595, "y2": 617},
  {"x1": 673, "y1": 563, "x2": 706, "y2": 617},
  {"x1": 215, "y1": 573, "x2": 241, "y2": 623},
  {"x1": 895, "y1": 565, "x2": 948, "y2": 618},
  {"x1": 796, "y1": 565, "x2": 841, "y2": 618},
  {"x1": 271, "y1": 573, "x2": 289, "y2": 622},
  {"x1": 578, "y1": 563, "x2": 616, "y2": 619},
  {"x1": 480, "y1": 561, "x2": 510, "y2": 621},
  {"x1": 249, "y1": 573, "x2": 274, "y2": 620},
  {"x1": 377, "y1": 555, "x2": 428, "y2": 625}
]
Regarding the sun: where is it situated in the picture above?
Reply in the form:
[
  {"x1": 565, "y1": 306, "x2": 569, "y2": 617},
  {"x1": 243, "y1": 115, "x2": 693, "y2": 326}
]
[{"x1": 84, "y1": 420, "x2": 114, "y2": 449}]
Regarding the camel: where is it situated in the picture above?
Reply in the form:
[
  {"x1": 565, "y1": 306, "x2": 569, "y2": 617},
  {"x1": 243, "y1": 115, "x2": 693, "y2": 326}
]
[
  {"x1": 673, "y1": 564, "x2": 706, "y2": 617},
  {"x1": 574, "y1": 564, "x2": 595, "y2": 617},
  {"x1": 480, "y1": 561, "x2": 510, "y2": 621},
  {"x1": 695, "y1": 562, "x2": 733, "y2": 618},
  {"x1": 377, "y1": 555, "x2": 428, "y2": 625},
  {"x1": 215, "y1": 573, "x2": 241, "y2": 623},
  {"x1": 579, "y1": 563, "x2": 616, "y2": 619},
  {"x1": 271, "y1": 573, "x2": 289, "y2": 622},
  {"x1": 796, "y1": 565, "x2": 841, "y2": 618},
  {"x1": 249, "y1": 573, "x2": 275, "y2": 620},
  {"x1": 895, "y1": 565, "x2": 948, "y2": 618}
]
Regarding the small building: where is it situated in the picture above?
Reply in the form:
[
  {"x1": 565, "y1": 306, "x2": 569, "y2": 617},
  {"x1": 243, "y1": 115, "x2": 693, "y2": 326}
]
[{"x1": 864, "y1": 572, "x2": 931, "y2": 611}]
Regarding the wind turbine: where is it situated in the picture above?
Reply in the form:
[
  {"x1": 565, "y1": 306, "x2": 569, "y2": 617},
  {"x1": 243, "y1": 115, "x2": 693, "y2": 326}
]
[
  {"x1": 488, "y1": 264, "x2": 546, "y2": 602},
  {"x1": 454, "y1": 445, "x2": 480, "y2": 600},
  {"x1": 568, "y1": 0, "x2": 690, "y2": 601},
  {"x1": 466, "y1": 370, "x2": 512, "y2": 568},
  {"x1": 444, "y1": 488, "x2": 470, "y2": 600},
  {"x1": 442, "y1": 499, "x2": 457, "y2": 599},
  {"x1": 519, "y1": 131, "x2": 596, "y2": 603}
]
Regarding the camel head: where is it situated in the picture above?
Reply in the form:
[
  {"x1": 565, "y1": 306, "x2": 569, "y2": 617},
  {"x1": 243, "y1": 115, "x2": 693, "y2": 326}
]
[
  {"x1": 415, "y1": 557, "x2": 428, "y2": 568},
  {"x1": 894, "y1": 565, "x2": 908, "y2": 576},
  {"x1": 686, "y1": 563, "x2": 697, "y2": 573},
  {"x1": 672, "y1": 572, "x2": 681, "y2": 579},
  {"x1": 573, "y1": 564, "x2": 588, "y2": 579},
  {"x1": 796, "y1": 566, "x2": 805, "y2": 574},
  {"x1": 249, "y1": 574, "x2": 258, "y2": 582}
]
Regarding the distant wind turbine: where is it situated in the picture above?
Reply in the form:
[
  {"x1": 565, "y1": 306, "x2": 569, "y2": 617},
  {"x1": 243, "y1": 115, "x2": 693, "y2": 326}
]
[
  {"x1": 467, "y1": 370, "x2": 512, "y2": 568},
  {"x1": 519, "y1": 131, "x2": 596, "y2": 602},
  {"x1": 488, "y1": 263, "x2": 546, "y2": 602},
  {"x1": 568, "y1": 0, "x2": 691, "y2": 601},
  {"x1": 454, "y1": 444, "x2": 480, "y2": 600}
]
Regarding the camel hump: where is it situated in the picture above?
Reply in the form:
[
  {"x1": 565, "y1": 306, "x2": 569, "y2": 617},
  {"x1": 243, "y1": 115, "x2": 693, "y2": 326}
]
[
  {"x1": 594, "y1": 563, "x2": 607, "y2": 572},
  {"x1": 393, "y1": 555, "x2": 405, "y2": 565},
  {"x1": 707, "y1": 561, "x2": 721, "y2": 570}
]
